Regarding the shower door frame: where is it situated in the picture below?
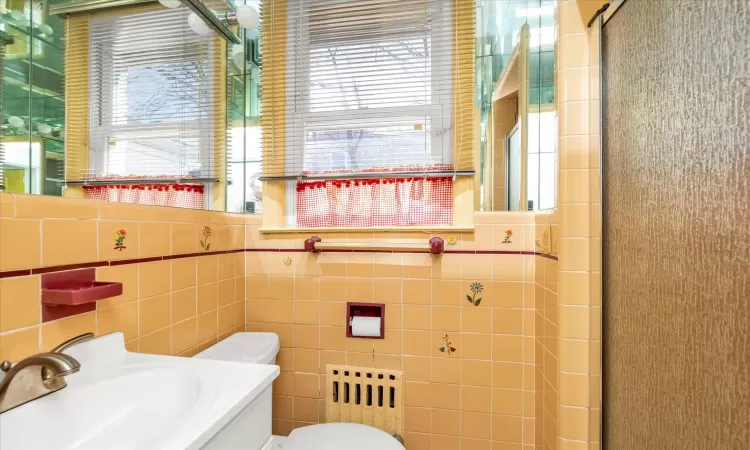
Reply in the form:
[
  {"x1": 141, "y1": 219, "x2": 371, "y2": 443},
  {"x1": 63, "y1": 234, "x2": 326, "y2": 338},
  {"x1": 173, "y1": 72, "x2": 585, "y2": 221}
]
[{"x1": 594, "y1": 0, "x2": 628, "y2": 446}]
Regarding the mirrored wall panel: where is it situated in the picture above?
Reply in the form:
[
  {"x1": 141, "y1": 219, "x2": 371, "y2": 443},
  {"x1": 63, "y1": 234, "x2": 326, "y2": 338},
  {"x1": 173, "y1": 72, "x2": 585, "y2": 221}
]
[
  {"x1": 1, "y1": 0, "x2": 555, "y2": 214},
  {"x1": 476, "y1": 0, "x2": 556, "y2": 211},
  {"x1": 1, "y1": 0, "x2": 65, "y2": 196}
]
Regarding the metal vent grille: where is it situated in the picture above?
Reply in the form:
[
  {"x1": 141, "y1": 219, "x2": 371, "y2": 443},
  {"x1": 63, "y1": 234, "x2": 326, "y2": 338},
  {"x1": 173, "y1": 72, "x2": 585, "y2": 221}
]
[{"x1": 325, "y1": 364, "x2": 403, "y2": 439}]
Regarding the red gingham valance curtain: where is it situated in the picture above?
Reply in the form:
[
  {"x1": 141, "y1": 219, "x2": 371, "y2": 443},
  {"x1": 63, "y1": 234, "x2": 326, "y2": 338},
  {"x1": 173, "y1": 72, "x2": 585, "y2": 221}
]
[
  {"x1": 296, "y1": 176, "x2": 453, "y2": 227},
  {"x1": 83, "y1": 184, "x2": 204, "y2": 209}
]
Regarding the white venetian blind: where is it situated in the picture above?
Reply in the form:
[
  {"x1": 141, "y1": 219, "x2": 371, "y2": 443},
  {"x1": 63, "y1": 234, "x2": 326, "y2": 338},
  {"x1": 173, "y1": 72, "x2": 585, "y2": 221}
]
[
  {"x1": 262, "y1": 0, "x2": 457, "y2": 179},
  {"x1": 69, "y1": 6, "x2": 224, "y2": 182}
]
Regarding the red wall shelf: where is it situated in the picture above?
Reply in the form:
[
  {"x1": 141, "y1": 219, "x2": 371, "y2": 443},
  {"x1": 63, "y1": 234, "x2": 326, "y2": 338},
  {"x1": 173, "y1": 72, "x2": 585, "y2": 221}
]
[{"x1": 42, "y1": 268, "x2": 123, "y2": 322}]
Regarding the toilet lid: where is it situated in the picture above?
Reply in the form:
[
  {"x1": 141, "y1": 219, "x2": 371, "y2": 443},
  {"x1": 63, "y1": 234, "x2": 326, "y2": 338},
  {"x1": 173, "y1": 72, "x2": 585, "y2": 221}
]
[{"x1": 282, "y1": 423, "x2": 404, "y2": 450}]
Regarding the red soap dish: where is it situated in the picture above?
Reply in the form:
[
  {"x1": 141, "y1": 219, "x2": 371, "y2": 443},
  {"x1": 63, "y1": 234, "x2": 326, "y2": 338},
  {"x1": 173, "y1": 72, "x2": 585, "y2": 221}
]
[
  {"x1": 41, "y1": 268, "x2": 123, "y2": 322},
  {"x1": 43, "y1": 281, "x2": 123, "y2": 306}
]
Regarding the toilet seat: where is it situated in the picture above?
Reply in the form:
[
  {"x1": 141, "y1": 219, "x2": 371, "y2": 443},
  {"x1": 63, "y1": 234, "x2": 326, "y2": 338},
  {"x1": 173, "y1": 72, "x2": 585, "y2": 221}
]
[{"x1": 282, "y1": 423, "x2": 404, "y2": 450}]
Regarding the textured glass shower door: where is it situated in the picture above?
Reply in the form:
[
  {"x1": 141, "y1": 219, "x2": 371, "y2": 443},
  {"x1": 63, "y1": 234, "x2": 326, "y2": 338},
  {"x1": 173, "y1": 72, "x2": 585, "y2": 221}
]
[{"x1": 599, "y1": 0, "x2": 750, "y2": 448}]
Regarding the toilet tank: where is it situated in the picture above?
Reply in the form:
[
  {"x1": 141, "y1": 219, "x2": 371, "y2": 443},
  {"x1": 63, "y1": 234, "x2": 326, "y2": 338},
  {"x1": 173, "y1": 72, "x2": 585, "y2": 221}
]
[{"x1": 194, "y1": 332, "x2": 280, "y2": 365}]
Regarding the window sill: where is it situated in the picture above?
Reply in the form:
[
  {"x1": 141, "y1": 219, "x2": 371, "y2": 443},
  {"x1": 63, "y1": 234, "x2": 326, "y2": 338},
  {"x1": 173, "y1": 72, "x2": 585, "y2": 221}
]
[{"x1": 258, "y1": 226, "x2": 475, "y2": 234}]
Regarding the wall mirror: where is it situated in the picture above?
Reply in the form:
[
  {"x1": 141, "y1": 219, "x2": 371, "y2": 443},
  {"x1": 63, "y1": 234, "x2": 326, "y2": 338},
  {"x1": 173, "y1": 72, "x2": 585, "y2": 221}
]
[
  {"x1": 1, "y1": 0, "x2": 555, "y2": 216},
  {"x1": 475, "y1": 0, "x2": 556, "y2": 212},
  {"x1": 0, "y1": 0, "x2": 64, "y2": 196},
  {"x1": 0, "y1": 0, "x2": 261, "y2": 213}
]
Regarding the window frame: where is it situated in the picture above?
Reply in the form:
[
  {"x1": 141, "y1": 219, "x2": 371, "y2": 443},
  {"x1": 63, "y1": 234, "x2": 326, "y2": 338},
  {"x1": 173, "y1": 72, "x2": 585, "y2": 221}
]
[
  {"x1": 258, "y1": 0, "x2": 476, "y2": 232},
  {"x1": 87, "y1": 9, "x2": 219, "y2": 186},
  {"x1": 283, "y1": 0, "x2": 453, "y2": 178},
  {"x1": 227, "y1": 123, "x2": 263, "y2": 214}
]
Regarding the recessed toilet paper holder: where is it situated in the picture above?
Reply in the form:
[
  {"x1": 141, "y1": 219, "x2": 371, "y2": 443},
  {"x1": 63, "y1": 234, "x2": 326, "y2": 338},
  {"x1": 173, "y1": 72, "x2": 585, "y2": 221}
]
[{"x1": 346, "y1": 302, "x2": 385, "y2": 339}]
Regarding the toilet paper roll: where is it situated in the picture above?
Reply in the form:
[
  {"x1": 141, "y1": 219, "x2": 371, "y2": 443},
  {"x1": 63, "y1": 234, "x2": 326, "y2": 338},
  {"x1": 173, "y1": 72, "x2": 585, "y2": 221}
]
[{"x1": 350, "y1": 316, "x2": 381, "y2": 337}]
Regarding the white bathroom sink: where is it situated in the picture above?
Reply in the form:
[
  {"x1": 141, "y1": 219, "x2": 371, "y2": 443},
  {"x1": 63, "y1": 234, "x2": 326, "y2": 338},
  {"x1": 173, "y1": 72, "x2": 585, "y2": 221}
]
[{"x1": 0, "y1": 333, "x2": 279, "y2": 450}]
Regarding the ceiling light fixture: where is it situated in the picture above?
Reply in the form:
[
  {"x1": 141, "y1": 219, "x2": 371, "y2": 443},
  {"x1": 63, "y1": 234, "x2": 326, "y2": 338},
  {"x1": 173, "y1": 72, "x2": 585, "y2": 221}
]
[
  {"x1": 178, "y1": 0, "x2": 259, "y2": 43},
  {"x1": 38, "y1": 24, "x2": 53, "y2": 36},
  {"x1": 8, "y1": 116, "x2": 24, "y2": 128},
  {"x1": 180, "y1": 0, "x2": 240, "y2": 44},
  {"x1": 231, "y1": 44, "x2": 245, "y2": 70},
  {"x1": 235, "y1": 5, "x2": 259, "y2": 29},
  {"x1": 216, "y1": 5, "x2": 259, "y2": 29},
  {"x1": 187, "y1": 11, "x2": 213, "y2": 36},
  {"x1": 158, "y1": 0, "x2": 182, "y2": 8}
]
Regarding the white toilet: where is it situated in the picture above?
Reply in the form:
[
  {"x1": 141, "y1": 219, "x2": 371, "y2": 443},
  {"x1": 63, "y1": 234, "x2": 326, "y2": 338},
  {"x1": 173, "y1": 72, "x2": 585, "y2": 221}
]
[{"x1": 195, "y1": 333, "x2": 404, "y2": 450}]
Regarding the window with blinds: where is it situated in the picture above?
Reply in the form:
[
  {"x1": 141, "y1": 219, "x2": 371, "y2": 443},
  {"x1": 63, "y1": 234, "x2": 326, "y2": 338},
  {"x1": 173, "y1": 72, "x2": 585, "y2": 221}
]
[
  {"x1": 80, "y1": 7, "x2": 222, "y2": 182},
  {"x1": 260, "y1": 0, "x2": 474, "y2": 228},
  {"x1": 263, "y1": 0, "x2": 456, "y2": 179}
]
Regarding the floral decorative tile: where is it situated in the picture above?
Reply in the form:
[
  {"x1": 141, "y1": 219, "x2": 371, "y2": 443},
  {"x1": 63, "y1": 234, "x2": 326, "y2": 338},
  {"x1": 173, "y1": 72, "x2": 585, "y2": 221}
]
[
  {"x1": 113, "y1": 229, "x2": 127, "y2": 251},
  {"x1": 467, "y1": 282, "x2": 483, "y2": 306},
  {"x1": 200, "y1": 226, "x2": 212, "y2": 251},
  {"x1": 501, "y1": 229, "x2": 513, "y2": 244},
  {"x1": 283, "y1": 256, "x2": 292, "y2": 266},
  {"x1": 439, "y1": 334, "x2": 456, "y2": 356},
  {"x1": 447, "y1": 236, "x2": 457, "y2": 246}
]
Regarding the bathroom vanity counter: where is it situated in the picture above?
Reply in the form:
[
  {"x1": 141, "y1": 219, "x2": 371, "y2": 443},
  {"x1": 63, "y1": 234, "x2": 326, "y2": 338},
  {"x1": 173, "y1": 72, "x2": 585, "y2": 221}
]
[{"x1": 0, "y1": 332, "x2": 279, "y2": 450}]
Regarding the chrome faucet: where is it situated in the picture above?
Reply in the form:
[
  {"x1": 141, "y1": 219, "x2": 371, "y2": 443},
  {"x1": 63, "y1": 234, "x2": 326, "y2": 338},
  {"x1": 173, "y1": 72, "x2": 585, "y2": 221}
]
[{"x1": 0, "y1": 332, "x2": 94, "y2": 414}]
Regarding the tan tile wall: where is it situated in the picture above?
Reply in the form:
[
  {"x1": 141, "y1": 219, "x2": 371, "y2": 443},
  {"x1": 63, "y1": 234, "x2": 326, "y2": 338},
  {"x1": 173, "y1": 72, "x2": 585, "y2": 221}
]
[
  {"x1": 0, "y1": 193, "x2": 246, "y2": 362},
  {"x1": 557, "y1": 1, "x2": 602, "y2": 449},
  {"x1": 245, "y1": 212, "x2": 541, "y2": 449},
  {"x1": 534, "y1": 211, "x2": 559, "y2": 450},
  {"x1": 0, "y1": 191, "x2": 572, "y2": 448}
]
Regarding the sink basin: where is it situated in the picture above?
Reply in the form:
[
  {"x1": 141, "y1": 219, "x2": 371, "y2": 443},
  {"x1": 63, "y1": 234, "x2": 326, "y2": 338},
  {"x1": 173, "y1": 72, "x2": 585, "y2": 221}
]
[
  {"x1": 3, "y1": 367, "x2": 205, "y2": 449},
  {"x1": 0, "y1": 333, "x2": 279, "y2": 450}
]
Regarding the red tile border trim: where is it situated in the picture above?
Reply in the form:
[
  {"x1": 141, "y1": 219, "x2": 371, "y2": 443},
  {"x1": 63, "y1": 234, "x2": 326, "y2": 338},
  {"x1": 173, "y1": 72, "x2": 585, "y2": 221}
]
[
  {"x1": 0, "y1": 249, "x2": 243, "y2": 279},
  {"x1": 109, "y1": 256, "x2": 162, "y2": 266},
  {"x1": 0, "y1": 269, "x2": 32, "y2": 278},
  {"x1": 31, "y1": 261, "x2": 109, "y2": 275},
  {"x1": 0, "y1": 248, "x2": 557, "y2": 279}
]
